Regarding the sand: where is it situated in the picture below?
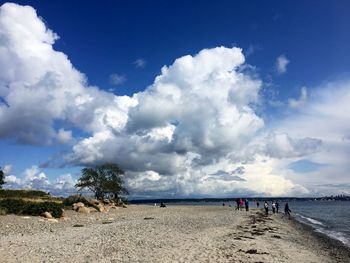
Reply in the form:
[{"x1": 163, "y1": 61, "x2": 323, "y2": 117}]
[{"x1": 0, "y1": 205, "x2": 349, "y2": 263}]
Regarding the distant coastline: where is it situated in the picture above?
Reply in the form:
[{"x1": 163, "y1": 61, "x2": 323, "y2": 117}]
[{"x1": 129, "y1": 195, "x2": 350, "y2": 204}]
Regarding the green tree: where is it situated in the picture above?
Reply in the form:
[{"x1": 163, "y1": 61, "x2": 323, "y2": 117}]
[
  {"x1": 75, "y1": 163, "x2": 128, "y2": 200},
  {"x1": 0, "y1": 167, "x2": 5, "y2": 189}
]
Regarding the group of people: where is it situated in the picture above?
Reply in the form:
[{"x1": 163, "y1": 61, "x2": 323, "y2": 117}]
[
  {"x1": 264, "y1": 201, "x2": 291, "y2": 218},
  {"x1": 234, "y1": 198, "x2": 292, "y2": 219},
  {"x1": 264, "y1": 200, "x2": 279, "y2": 214},
  {"x1": 235, "y1": 198, "x2": 250, "y2": 211}
]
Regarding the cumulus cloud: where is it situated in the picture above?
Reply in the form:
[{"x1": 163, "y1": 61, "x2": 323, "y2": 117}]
[
  {"x1": 288, "y1": 87, "x2": 307, "y2": 108},
  {"x1": 133, "y1": 58, "x2": 146, "y2": 68},
  {"x1": 209, "y1": 170, "x2": 246, "y2": 182},
  {"x1": 109, "y1": 73, "x2": 126, "y2": 85},
  {"x1": 270, "y1": 80, "x2": 350, "y2": 195},
  {"x1": 276, "y1": 55, "x2": 289, "y2": 74},
  {"x1": 68, "y1": 47, "x2": 264, "y2": 173},
  {"x1": 0, "y1": 3, "x2": 324, "y2": 197},
  {"x1": 0, "y1": 3, "x2": 134, "y2": 145},
  {"x1": 4, "y1": 165, "x2": 77, "y2": 196},
  {"x1": 2, "y1": 164, "x2": 13, "y2": 175},
  {"x1": 56, "y1": 128, "x2": 73, "y2": 144},
  {"x1": 265, "y1": 133, "x2": 322, "y2": 159}
]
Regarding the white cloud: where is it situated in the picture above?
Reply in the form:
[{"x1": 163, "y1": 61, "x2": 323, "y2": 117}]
[
  {"x1": 270, "y1": 80, "x2": 350, "y2": 195},
  {"x1": 0, "y1": 3, "x2": 137, "y2": 146},
  {"x1": 69, "y1": 47, "x2": 264, "y2": 172},
  {"x1": 4, "y1": 165, "x2": 77, "y2": 196},
  {"x1": 276, "y1": 55, "x2": 289, "y2": 74},
  {"x1": 245, "y1": 44, "x2": 261, "y2": 57},
  {"x1": 109, "y1": 73, "x2": 126, "y2": 85},
  {"x1": 288, "y1": 87, "x2": 307, "y2": 108},
  {"x1": 265, "y1": 132, "x2": 322, "y2": 159},
  {"x1": 2, "y1": 164, "x2": 13, "y2": 175},
  {"x1": 133, "y1": 58, "x2": 146, "y2": 68},
  {"x1": 68, "y1": 47, "x2": 312, "y2": 197},
  {"x1": 0, "y1": 3, "x2": 329, "y2": 198},
  {"x1": 5, "y1": 175, "x2": 21, "y2": 185},
  {"x1": 56, "y1": 128, "x2": 73, "y2": 144}
]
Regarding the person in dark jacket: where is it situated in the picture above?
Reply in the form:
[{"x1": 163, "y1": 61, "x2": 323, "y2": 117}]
[
  {"x1": 235, "y1": 198, "x2": 240, "y2": 210},
  {"x1": 245, "y1": 199, "x2": 249, "y2": 211},
  {"x1": 284, "y1": 202, "x2": 291, "y2": 219},
  {"x1": 276, "y1": 201, "x2": 280, "y2": 213}
]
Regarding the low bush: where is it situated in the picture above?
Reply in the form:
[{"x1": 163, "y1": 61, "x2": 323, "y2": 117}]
[
  {"x1": 0, "y1": 189, "x2": 50, "y2": 199},
  {"x1": 63, "y1": 195, "x2": 90, "y2": 206},
  {"x1": 120, "y1": 197, "x2": 129, "y2": 205},
  {"x1": 0, "y1": 198, "x2": 63, "y2": 218},
  {"x1": 63, "y1": 195, "x2": 102, "y2": 211}
]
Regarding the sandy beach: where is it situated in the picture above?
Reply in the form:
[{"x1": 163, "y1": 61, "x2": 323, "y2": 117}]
[{"x1": 0, "y1": 205, "x2": 349, "y2": 263}]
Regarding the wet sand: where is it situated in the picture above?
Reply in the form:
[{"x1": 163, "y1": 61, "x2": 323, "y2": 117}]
[{"x1": 0, "y1": 205, "x2": 349, "y2": 262}]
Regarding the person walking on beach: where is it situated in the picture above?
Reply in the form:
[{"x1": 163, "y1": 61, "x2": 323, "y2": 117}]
[
  {"x1": 276, "y1": 201, "x2": 279, "y2": 213},
  {"x1": 239, "y1": 199, "x2": 244, "y2": 211},
  {"x1": 236, "y1": 198, "x2": 240, "y2": 210},
  {"x1": 256, "y1": 201, "x2": 260, "y2": 208},
  {"x1": 272, "y1": 201, "x2": 276, "y2": 214},
  {"x1": 245, "y1": 199, "x2": 249, "y2": 211},
  {"x1": 284, "y1": 202, "x2": 291, "y2": 219},
  {"x1": 264, "y1": 201, "x2": 269, "y2": 216}
]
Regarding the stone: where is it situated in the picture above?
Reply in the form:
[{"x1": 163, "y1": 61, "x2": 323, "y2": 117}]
[
  {"x1": 122, "y1": 204, "x2": 127, "y2": 208},
  {"x1": 47, "y1": 218, "x2": 58, "y2": 223},
  {"x1": 97, "y1": 204, "x2": 106, "y2": 212},
  {"x1": 42, "y1": 212, "x2": 53, "y2": 219},
  {"x1": 91, "y1": 199, "x2": 100, "y2": 205},
  {"x1": 89, "y1": 207, "x2": 98, "y2": 213},
  {"x1": 72, "y1": 202, "x2": 85, "y2": 211},
  {"x1": 78, "y1": 206, "x2": 90, "y2": 214}
]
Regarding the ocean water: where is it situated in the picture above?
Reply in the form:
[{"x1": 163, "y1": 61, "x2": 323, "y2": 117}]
[
  {"x1": 287, "y1": 200, "x2": 350, "y2": 247},
  {"x1": 144, "y1": 200, "x2": 350, "y2": 247}
]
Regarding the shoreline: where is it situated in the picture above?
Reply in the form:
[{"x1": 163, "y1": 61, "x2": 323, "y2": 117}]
[
  {"x1": 1, "y1": 205, "x2": 349, "y2": 262},
  {"x1": 289, "y1": 215, "x2": 350, "y2": 257}
]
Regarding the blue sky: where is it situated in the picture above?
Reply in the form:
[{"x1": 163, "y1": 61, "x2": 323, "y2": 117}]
[
  {"x1": 1, "y1": 1, "x2": 350, "y2": 198},
  {"x1": 8, "y1": 0, "x2": 350, "y2": 96}
]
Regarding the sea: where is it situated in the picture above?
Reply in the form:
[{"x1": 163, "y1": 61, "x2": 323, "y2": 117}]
[
  {"x1": 134, "y1": 199, "x2": 350, "y2": 247},
  {"x1": 288, "y1": 200, "x2": 350, "y2": 247}
]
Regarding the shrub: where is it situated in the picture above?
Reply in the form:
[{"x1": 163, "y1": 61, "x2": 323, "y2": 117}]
[
  {"x1": 63, "y1": 195, "x2": 90, "y2": 206},
  {"x1": 0, "y1": 189, "x2": 50, "y2": 199},
  {"x1": 63, "y1": 195, "x2": 101, "y2": 211},
  {"x1": 120, "y1": 197, "x2": 129, "y2": 205},
  {"x1": 0, "y1": 198, "x2": 63, "y2": 218},
  {"x1": 0, "y1": 207, "x2": 7, "y2": 215}
]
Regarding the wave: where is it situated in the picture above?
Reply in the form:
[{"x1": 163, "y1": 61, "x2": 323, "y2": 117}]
[
  {"x1": 297, "y1": 214, "x2": 324, "y2": 226},
  {"x1": 315, "y1": 229, "x2": 350, "y2": 247},
  {"x1": 295, "y1": 213, "x2": 350, "y2": 247}
]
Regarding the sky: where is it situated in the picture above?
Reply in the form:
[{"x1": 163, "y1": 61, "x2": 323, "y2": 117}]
[{"x1": 1, "y1": 0, "x2": 350, "y2": 198}]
